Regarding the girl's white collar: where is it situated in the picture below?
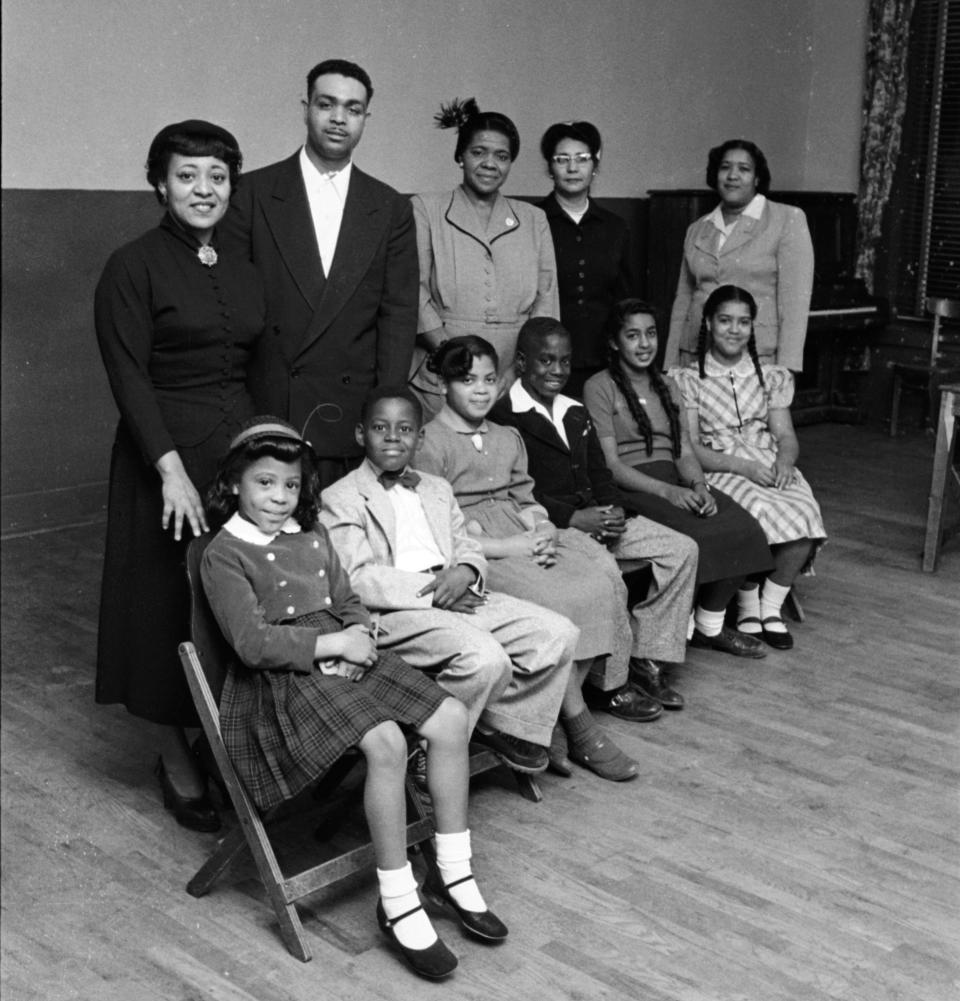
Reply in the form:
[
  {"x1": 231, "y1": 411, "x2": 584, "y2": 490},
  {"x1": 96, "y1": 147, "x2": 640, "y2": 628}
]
[{"x1": 223, "y1": 512, "x2": 302, "y2": 546}]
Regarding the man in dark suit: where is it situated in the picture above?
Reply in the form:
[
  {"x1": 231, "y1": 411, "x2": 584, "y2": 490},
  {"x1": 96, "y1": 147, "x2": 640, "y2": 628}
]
[{"x1": 221, "y1": 59, "x2": 418, "y2": 485}]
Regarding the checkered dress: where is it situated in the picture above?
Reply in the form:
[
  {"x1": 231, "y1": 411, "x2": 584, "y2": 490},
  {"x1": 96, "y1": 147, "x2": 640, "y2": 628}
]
[
  {"x1": 220, "y1": 609, "x2": 445, "y2": 812},
  {"x1": 672, "y1": 364, "x2": 826, "y2": 548}
]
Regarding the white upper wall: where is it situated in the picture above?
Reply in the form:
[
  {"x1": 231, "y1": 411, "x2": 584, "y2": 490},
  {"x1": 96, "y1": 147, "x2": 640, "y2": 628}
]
[{"x1": 1, "y1": 0, "x2": 867, "y2": 194}]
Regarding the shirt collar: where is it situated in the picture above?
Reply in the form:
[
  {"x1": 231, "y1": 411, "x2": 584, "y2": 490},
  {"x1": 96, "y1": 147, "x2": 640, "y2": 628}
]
[
  {"x1": 223, "y1": 512, "x2": 302, "y2": 546},
  {"x1": 708, "y1": 192, "x2": 766, "y2": 233},
  {"x1": 434, "y1": 405, "x2": 489, "y2": 436},
  {"x1": 703, "y1": 352, "x2": 757, "y2": 377},
  {"x1": 299, "y1": 146, "x2": 352, "y2": 195},
  {"x1": 509, "y1": 380, "x2": 579, "y2": 425}
]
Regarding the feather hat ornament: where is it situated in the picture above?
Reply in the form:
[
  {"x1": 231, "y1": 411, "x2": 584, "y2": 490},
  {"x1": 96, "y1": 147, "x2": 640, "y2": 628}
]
[{"x1": 434, "y1": 97, "x2": 481, "y2": 131}]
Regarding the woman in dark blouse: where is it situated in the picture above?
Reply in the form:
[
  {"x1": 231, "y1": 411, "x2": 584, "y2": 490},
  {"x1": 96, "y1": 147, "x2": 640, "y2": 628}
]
[
  {"x1": 94, "y1": 120, "x2": 264, "y2": 831},
  {"x1": 539, "y1": 121, "x2": 633, "y2": 398}
]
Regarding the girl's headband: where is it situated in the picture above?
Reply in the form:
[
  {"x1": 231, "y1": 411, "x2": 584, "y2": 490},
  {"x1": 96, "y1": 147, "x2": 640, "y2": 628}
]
[{"x1": 228, "y1": 421, "x2": 304, "y2": 451}]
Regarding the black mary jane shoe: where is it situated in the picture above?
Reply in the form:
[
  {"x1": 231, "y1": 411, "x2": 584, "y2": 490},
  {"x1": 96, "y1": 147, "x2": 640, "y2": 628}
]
[
  {"x1": 376, "y1": 899, "x2": 458, "y2": 979},
  {"x1": 761, "y1": 616, "x2": 795, "y2": 650},
  {"x1": 155, "y1": 756, "x2": 221, "y2": 833},
  {"x1": 423, "y1": 870, "x2": 509, "y2": 942}
]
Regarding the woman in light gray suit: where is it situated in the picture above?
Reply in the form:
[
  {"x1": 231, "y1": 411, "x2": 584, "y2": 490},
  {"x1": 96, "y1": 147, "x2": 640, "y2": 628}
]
[
  {"x1": 408, "y1": 99, "x2": 559, "y2": 417},
  {"x1": 664, "y1": 140, "x2": 814, "y2": 373}
]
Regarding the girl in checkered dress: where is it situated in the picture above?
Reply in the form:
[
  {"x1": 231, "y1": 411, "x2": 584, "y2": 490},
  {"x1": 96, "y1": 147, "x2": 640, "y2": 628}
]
[
  {"x1": 671, "y1": 285, "x2": 826, "y2": 650},
  {"x1": 200, "y1": 417, "x2": 507, "y2": 980}
]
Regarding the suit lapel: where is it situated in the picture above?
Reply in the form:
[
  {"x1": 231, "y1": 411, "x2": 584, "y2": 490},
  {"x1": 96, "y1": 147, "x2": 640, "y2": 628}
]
[
  {"x1": 719, "y1": 206, "x2": 766, "y2": 257},
  {"x1": 299, "y1": 168, "x2": 385, "y2": 356},
  {"x1": 357, "y1": 464, "x2": 399, "y2": 558},
  {"x1": 513, "y1": 406, "x2": 570, "y2": 454},
  {"x1": 443, "y1": 188, "x2": 520, "y2": 251},
  {"x1": 359, "y1": 464, "x2": 454, "y2": 565},
  {"x1": 562, "y1": 407, "x2": 590, "y2": 453},
  {"x1": 262, "y1": 154, "x2": 326, "y2": 308},
  {"x1": 692, "y1": 215, "x2": 721, "y2": 258}
]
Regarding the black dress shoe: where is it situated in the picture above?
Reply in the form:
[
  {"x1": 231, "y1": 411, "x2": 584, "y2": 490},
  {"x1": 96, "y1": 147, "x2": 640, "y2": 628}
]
[
  {"x1": 761, "y1": 617, "x2": 794, "y2": 650},
  {"x1": 585, "y1": 680, "x2": 662, "y2": 721},
  {"x1": 423, "y1": 870, "x2": 509, "y2": 942},
  {"x1": 629, "y1": 658, "x2": 685, "y2": 710},
  {"x1": 154, "y1": 757, "x2": 221, "y2": 833},
  {"x1": 192, "y1": 734, "x2": 230, "y2": 804},
  {"x1": 472, "y1": 729, "x2": 548, "y2": 773},
  {"x1": 376, "y1": 899, "x2": 458, "y2": 979},
  {"x1": 690, "y1": 626, "x2": 767, "y2": 659}
]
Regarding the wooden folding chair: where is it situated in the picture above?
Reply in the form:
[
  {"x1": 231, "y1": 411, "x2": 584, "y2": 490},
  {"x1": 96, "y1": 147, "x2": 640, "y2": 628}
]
[
  {"x1": 178, "y1": 535, "x2": 436, "y2": 962},
  {"x1": 889, "y1": 298, "x2": 960, "y2": 436}
]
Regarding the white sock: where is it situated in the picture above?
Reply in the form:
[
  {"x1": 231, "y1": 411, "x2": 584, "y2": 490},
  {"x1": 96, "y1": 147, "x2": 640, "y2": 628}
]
[
  {"x1": 687, "y1": 610, "x2": 695, "y2": 640},
  {"x1": 435, "y1": 830, "x2": 487, "y2": 912},
  {"x1": 760, "y1": 579, "x2": 791, "y2": 633},
  {"x1": 377, "y1": 862, "x2": 437, "y2": 949},
  {"x1": 737, "y1": 584, "x2": 762, "y2": 633},
  {"x1": 694, "y1": 607, "x2": 725, "y2": 638}
]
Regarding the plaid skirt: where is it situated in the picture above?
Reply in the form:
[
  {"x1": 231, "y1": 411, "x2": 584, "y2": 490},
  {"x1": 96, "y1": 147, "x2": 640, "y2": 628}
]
[{"x1": 220, "y1": 610, "x2": 446, "y2": 812}]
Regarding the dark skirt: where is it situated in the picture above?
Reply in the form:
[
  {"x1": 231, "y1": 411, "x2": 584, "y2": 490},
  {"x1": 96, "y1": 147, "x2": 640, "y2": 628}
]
[
  {"x1": 619, "y1": 460, "x2": 773, "y2": 587},
  {"x1": 220, "y1": 610, "x2": 446, "y2": 812},
  {"x1": 95, "y1": 415, "x2": 250, "y2": 726}
]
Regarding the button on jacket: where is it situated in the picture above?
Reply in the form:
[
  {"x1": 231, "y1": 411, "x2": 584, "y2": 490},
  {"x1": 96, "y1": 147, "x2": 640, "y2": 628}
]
[{"x1": 540, "y1": 192, "x2": 633, "y2": 373}]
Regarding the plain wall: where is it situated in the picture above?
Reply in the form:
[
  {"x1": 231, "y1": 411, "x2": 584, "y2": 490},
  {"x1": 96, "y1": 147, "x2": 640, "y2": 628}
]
[
  {"x1": 1, "y1": 0, "x2": 869, "y2": 533},
  {"x1": 2, "y1": 0, "x2": 866, "y2": 193}
]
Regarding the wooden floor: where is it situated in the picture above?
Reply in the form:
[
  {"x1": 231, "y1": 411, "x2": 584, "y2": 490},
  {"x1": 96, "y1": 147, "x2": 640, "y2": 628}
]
[{"x1": 2, "y1": 424, "x2": 958, "y2": 1001}]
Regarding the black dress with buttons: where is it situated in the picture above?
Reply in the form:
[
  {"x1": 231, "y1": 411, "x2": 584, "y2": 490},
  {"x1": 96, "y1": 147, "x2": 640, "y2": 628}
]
[
  {"x1": 94, "y1": 214, "x2": 264, "y2": 725},
  {"x1": 539, "y1": 192, "x2": 635, "y2": 398}
]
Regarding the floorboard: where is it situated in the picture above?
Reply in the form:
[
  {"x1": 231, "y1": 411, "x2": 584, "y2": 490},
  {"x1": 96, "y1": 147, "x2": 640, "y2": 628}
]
[{"x1": 1, "y1": 424, "x2": 957, "y2": 1001}]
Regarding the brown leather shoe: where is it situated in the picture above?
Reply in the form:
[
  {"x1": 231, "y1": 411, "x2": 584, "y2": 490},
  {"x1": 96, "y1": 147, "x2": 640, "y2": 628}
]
[{"x1": 691, "y1": 626, "x2": 767, "y2": 659}]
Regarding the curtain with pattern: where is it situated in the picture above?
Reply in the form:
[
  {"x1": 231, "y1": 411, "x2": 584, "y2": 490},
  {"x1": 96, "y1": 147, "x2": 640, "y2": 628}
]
[{"x1": 855, "y1": 0, "x2": 916, "y2": 291}]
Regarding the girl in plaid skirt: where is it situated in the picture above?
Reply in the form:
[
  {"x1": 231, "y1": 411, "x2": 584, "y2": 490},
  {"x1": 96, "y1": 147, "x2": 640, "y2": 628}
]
[{"x1": 201, "y1": 417, "x2": 508, "y2": 979}]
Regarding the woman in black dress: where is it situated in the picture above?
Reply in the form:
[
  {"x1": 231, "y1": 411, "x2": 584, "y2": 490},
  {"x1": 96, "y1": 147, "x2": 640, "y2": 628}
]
[
  {"x1": 94, "y1": 120, "x2": 264, "y2": 830},
  {"x1": 539, "y1": 121, "x2": 633, "y2": 398}
]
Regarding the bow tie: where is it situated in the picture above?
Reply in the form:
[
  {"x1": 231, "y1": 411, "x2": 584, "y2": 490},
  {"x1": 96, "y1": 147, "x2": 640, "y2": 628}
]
[{"x1": 379, "y1": 468, "x2": 421, "y2": 491}]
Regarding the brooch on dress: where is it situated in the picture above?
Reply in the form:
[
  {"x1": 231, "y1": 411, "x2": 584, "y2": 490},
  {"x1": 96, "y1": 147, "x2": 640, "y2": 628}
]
[{"x1": 197, "y1": 245, "x2": 218, "y2": 267}]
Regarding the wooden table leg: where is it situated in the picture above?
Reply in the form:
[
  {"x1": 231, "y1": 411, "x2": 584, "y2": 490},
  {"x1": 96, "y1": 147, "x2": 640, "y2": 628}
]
[{"x1": 922, "y1": 386, "x2": 959, "y2": 572}]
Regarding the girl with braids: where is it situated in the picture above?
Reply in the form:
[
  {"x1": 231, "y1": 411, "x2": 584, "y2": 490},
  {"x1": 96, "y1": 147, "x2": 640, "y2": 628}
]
[
  {"x1": 670, "y1": 286, "x2": 825, "y2": 650},
  {"x1": 408, "y1": 98, "x2": 558, "y2": 418},
  {"x1": 584, "y1": 300, "x2": 773, "y2": 658}
]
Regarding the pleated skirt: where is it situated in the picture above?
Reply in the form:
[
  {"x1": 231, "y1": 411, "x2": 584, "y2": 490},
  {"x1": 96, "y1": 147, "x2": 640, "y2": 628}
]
[{"x1": 220, "y1": 610, "x2": 446, "y2": 812}]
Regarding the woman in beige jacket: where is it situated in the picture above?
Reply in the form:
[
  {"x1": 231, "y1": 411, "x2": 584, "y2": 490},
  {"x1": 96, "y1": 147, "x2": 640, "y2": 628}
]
[
  {"x1": 409, "y1": 98, "x2": 558, "y2": 417},
  {"x1": 664, "y1": 139, "x2": 814, "y2": 373}
]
